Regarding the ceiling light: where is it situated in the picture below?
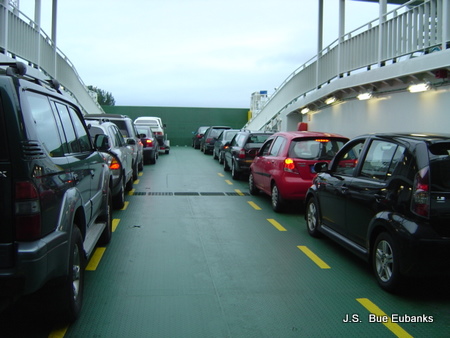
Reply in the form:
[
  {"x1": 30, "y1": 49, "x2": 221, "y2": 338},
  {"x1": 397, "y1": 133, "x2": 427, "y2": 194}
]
[
  {"x1": 301, "y1": 107, "x2": 310, "y2": 114},
  {"x1": 408, "y1": 82, "x2": 430, "y2": 93},
  {"x1": 325, "y1": 96, "x2": 337, "y2": 105},
  {"x1": 357, "y1": 92, "x2": 372, "y2": 100}
]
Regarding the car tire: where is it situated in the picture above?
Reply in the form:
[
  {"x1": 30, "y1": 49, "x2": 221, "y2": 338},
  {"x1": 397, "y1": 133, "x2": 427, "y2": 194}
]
[
  {"x1": 132, "y1": 160, "x2": 138, "y2": 181},
  {"x1": 223, "y1": 156, "x2": 230, "y2": 171},
  {"x1": 231, "y1": 161, "x2": 240, "y2": 180},
  {"x1": 271, "y1": 183, "x2": 284, "y2": 212},
  {"x1": 218, "y1": 152, "x2": 224, "y2": 164},
  {"x1": 213, "y1": 149, "x2": 218, "y2": 160},
  {"x1": 53, "y1": 225, "x2": 85, "y2": 323},
  {"x1": 113, "y1": 179, "x2": 125, "y2": 209},
  {"x1": 138, "y1": 156, "x2": 144, "y2": 171},
  {"x1": 249, "y1": 173, "x2": 259, "y2": 195},
  {"x1": 150, "y1": 150, "x2": 157, "y2": 164},
  {"x1": 306, "y1": 197, "x2": 322, "y2": 237},
  {"x1": 99, "y1": 186, "x2": 113, "y2": 245},
  {"x1": 373, "y1": 232, "x2": 402, "y2": 292},
  {"x1": 125, "y1": 175, "x2": 133, "y2": 191}
]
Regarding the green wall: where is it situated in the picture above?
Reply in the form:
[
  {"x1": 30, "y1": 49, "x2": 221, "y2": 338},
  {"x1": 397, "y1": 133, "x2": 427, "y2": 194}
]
[{"x1": 102, "y1": 106, "x2": 249, "y2": 147}]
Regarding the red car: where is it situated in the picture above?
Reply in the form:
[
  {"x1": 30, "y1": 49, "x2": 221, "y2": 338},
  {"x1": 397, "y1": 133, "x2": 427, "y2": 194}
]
[{"x1": 249, "y1": 131, "x2": 349, "y2": 212}]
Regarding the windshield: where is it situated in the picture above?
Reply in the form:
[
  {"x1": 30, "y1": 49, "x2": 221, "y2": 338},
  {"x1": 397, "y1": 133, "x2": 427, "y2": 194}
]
[
  {"x1": 289, "y1": 138, "x2": 347, "y2": 160},
  {"x1": 429, "y1": 143, "x2": 450, "y2": 191}
]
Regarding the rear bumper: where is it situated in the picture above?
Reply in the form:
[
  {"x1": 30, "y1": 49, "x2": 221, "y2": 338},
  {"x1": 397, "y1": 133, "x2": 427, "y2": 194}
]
[{"x1": 0, "y1": 231, "x2": 69, "y2": 296}]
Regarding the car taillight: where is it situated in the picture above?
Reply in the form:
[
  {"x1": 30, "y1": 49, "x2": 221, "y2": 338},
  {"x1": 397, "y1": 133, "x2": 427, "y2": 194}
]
[
  {"x1": 144, "y1": 139, "x2": 153, "y2": 148},
  {"x1": 238, "y1": 148, "x2": 246, "y2": 159},
  {"x1": 284, "y1": 158, "x2": 299, "y2": 173},
  {"x1": 154, "y1": 132, "x2": 163, "y2": 136},
  {"x1": 197, "y1": 134, "x2": 203, "y2": 139},
  {"x1": 206, "y1": 138, "x2": 213, "y2": 143},
  {"x1": 15, "y1": 181, "x2": 41, "y2": 241},
  {"x1": 411, "y1": 166, "x2": 430, "y2": 217},
  {"x1": 110, "y1": 157, "x2": 121, "y2": 171}
]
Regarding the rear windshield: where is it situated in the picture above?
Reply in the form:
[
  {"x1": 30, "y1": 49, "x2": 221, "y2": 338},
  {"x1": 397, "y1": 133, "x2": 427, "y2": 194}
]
[
  {"x1": 246, "y1": 134, "x2": 271, "y2": 145},
  {"x1": 429, "y1": 143, "x2": 450, "y2": 191},
  {"x1": 288, "y1": 138, "x2": 347, "y2": 160},
  {"x1": 0, "y1": 100, "x2": 8, "y2": 161}
]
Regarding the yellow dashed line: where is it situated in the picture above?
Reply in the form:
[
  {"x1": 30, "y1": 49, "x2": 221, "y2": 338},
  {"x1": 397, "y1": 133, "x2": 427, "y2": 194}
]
[
  {"x1": 128, "y1": 189, "x2": 135, "y2": 196},
  {"x1": 138, "y1": 172, "x2": 143, "y2": 177},
  {"x1": 48, "y1": 326, "x2": 68, "y2": 338},
  {"x1": 112, "y1": 219, "x2": 120, "y2": 232},
  {"x1": 297, "y1": 246, "x2": 330, "y2": 269},
  {"x1": 267, "y1": 218, "x2": 287, "y2": 231},
  {"x1": 120, "y1": 201, "x2": 129, "y2": 210},
  {"x1": 134, "y1": 179, "x2": 140, "y2": 184},
  {"x1": 86, "y1": 247, "x2": 106, "y2": 271},
  {"x1": 247, "y1": 201, "x2": 261, "y2": 210},
  {"x1": 225, "y1": 180, "x2": 233, "y2": 185},
  {"x1": 218, "y1": 173, "x2": 224, "y2": 177},
  {"x1": 357, "y1": 298, "x2": 413, "y2": 338},
  {"x1": 235, "y1": 189, "x2": 244, "y2": 196}
]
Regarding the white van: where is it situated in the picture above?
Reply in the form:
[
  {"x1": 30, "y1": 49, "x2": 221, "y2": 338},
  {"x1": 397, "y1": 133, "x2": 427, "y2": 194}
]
[{"x1": 134, "y1": 116, "x2": 170, "y2": 154}]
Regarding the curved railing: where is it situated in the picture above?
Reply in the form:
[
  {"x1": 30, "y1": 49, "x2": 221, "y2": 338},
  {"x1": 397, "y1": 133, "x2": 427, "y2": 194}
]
[
  {"x1": 0, "y1": 3, "x2": 104, "y2": 114},
  {"x1": 246, "y1": 0, "x2": 449, "y2": 130}
]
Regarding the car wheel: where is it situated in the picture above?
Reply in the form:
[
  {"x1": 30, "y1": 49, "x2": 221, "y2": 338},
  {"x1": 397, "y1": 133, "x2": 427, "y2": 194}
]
[
  {"x1": 53, "y1": 225, "x2": 85, "y2": 323},
  {"x1": 271, "y1": 183, "x2": 284, "y2": 212},
  {"x1": 99, "y1": 186, "x2": 113, "y2": 245},
  {"x1": 218, "y1": 151, "x2": 224, "y2": 164},
  {"x1": 138, "y1": 156, "x2": 144, "y2": 171},
  {"x1": 125, "y1": 175, "x2": 133, "y2": 191},
  {"x1": 373, "y1": 232, "x2": 402, "y2": 292},
  {"x1": 306, "y1": 197, "x2": 322, "y2": 237},
  {"x1": 231, "y1": 161, "x2": 240, "y2": 180},
  {"x1": 132, "y1": 160, "x2": 138, "y2": 181},
  {"x1": 113, "y1": 179, "x2": 125, "y2": 209},
  {"x1": 249, "y1": 173, "x2": 259, "y2": 195},
  {"x1": 213, "y1": 149, "x2": 218, "y2": 160},
  {"x1": 223, "y1": 156, "x2": 230, "y2": 171},
  {"x1": 150, "y1": 151, "x2": 156, "y2": 164}
]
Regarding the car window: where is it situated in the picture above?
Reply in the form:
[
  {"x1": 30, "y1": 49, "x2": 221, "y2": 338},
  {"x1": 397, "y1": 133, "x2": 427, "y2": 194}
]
[
  {"x1": 232, "y1": 134, "x2": 244, "y2": 147},
  {"x1": 334, "y1": 140, "x2": 365, "y2": 176},
  {"x1": 429, "y1": 143, "x2": 450, "y2": 191},
  {"x1": 289, "y1": 138, "x2": 346, "y2": 160},
  {"x1": 112, "y1": 120, "x2": 129, "y2": 137},
  {"x1": 360, "y1": 140, "x2": 405, "y2": 180},
  {"x1": 26, "y1": 93, "x2": 65, "y2": 157},
  {"x1": 225, "y1": 131, "x2": 238, "y2": 141},
  {"x1": 247, "y1": 134, "x2": 271, "y2": 144},
  {"x1": 269, "y1": 137, "x2": 285, "y2": 156},
  {"x1": 68, "y1": 107, "x2": 91, "y2": 152},
  {"x1": 259, "y1": 139, "x2": 274, "y2": 156}
]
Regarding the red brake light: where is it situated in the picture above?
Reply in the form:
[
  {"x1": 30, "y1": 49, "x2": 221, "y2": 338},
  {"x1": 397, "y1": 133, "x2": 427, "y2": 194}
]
[
  {"x1": 15, "y1": 181, "x2": 41, "y2": 241},
  {"x1": 284, "y1": 158, "x2": 298, "y2": 173},
  {"x1": 412, "y1": 166, "x2": 430, "y2": 217},
  {"x1": 315, "y1": 139, "x2": 330, "y2": 143},
  {"x1": 144, "y1": 139, "x2": 153, "y2": 147},
  {"x1": 110, "y1": 158, "x2": 121, "y2": 171},
  {"x1": 238, "y1": 148, "x2": 246, "y2": 159}
]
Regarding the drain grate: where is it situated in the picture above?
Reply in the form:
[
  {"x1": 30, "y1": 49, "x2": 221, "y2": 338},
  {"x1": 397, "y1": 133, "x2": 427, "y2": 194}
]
[
  {"x1": 174, "y1": 192, "x2": 200, "y2": 196},
  {"x1": 148, "y1": 192, "x2": 174, "y2": 196},
  {"x1": 134, "y1": 192, "x2": 250, "y2": 196},
  {"x1": 200, "y1": 192, "x2": 226, "y2": 196}
]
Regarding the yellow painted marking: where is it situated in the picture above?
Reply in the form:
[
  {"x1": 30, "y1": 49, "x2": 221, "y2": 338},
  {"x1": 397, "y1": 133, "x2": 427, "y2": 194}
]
[
  {"x1": 86, "y1": 247, "x2": 106, "y2": 271},
  {"x1": 139, "y1": 172, "x2": 143, "y2": 177},
  {"x1": 48, "y1": 326, "x2": 68, "y2": 338},
  {"x1": 357, "y1": 298, "x2": 413, "y2": 338},
  {"x1": 267, "y1": 218, "x2": 287, "y2": 231},
  {"x1": 297, "y1": 246, "x2": 331, "y2": 269},
  {"x1": 112, "y1": 219, "x2": 120, "y2": 232},
  {"x1": 218, "y1": 173, "x2": 224, "y2": 177},
  {"x1": 225, "y1": 180, "x2": 233, "y2": 185},
  {"x1": 235, "y1": 189, "x2": 244, "y2": 196},
  {"x1": 247, "y1": 201, "x2": 261, "y2": 210},
  {"x1": 128, "y1": 189, "x2": 135, "y2": 195},
  {"x1": 134, "y1": 179, "x2": 140, "y2": 184},
  {"x1": 120, "y1": 201, "x2": 129, "y2": 210}
]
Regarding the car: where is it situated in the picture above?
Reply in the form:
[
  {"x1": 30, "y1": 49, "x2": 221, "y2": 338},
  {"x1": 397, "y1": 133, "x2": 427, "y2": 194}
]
[
  {"x1": 134, "y1": 116, "x2": 170, "y2": 154},
  {"x1": 84, "y1": 114, "x2": 143, "y2": 180},
  {"x1": 223, "y1": 130, "x2": 274, "y2": 180},
  {"x1": 135, "y1": 125, "x2": 159, "y2": 164},
  {"x1": 0, "y1": 61, "x2": 112, "y2": 322},
  {"x1": 200, "y1": 126, "x2": 232, "y2": 154},
  {"x1": 249, "y1": 131, "x2": 348, "y2": 211},
  {"x1": 305, "y1": 133, "x2": 450, "y2": 292},
  {"x1": 87, "y1": 119, "x2": 135, "y2": 209},
  {"x1": 192, "y1": 126, "x2": 209, "y2": 149},
  {"x1": 213, "y1": 129, "x2": 239, "y2": 163}
]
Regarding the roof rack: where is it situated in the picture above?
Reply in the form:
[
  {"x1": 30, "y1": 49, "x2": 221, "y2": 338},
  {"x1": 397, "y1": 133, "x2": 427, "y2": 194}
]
[{"x1": 0, "y1": 61, "x2": 62, "y2": 94}]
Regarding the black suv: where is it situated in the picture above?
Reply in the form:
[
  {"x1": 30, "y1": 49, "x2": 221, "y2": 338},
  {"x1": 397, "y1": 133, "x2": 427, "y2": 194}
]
[
  {"x1": 85, "y1": 114, "x2": 143, "y2": 180},
  {"x1": 223, "y1": 130, "x2": 274, "y2": 180},
  {"x1": 305, "y1": 133, "x2": 450, "y2": 292},
  {"x1": 0, "y1": 62, "x2": 113, "y2": 322},
  {"x1": 200, "y1": 126, "x2": 231, "y2": 154}
]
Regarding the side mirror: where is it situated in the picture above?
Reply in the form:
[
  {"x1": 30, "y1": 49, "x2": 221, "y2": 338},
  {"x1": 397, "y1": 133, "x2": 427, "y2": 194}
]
[
  {"x1": 94, "y1": 134, "x2": 110, "y2": 151},
  {"x1": 313, "y1": 162, "x2": 329, "y2": 173},
  {"x1": 127, "y1": 138, "x2": 136, "y2": 145},
  {"x1": 139, "y1": 133, "x2": 147, "y2": 138}
]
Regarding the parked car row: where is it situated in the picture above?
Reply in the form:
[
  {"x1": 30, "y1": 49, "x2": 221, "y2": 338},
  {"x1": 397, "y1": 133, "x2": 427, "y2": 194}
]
[{"x1": 199, "y1": 125, "x2": 450, "y2": 293}]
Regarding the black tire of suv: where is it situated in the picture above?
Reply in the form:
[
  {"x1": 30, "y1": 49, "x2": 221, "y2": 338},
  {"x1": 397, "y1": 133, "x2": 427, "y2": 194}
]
[
  {"x1": 133, "y1": 161, "x2": 139, "y2": 181},
  {"x1": 54, "y1": 225, "x2": 85, "y2": 323},
  {"x1": 372, "y1": 232, "x2": 402, "y2": 293},
  {"x1": 113, "y1": 179, "x2": 125, "y2": 210},
  {"x1": 248, "y1": 173, "x2": 259, "y2": 195},
  {"x1": 306, "y1": 198, "x2": 322, "y2": 237},
  {"x1": 231, "y1": 161, "x2": 240, "y2": 180},
  {"x1": 99, "y1": 187, "x2": 113, "y2": 245}
]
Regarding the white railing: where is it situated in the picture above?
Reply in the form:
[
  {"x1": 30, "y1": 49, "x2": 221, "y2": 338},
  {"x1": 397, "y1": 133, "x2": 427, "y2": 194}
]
[
  {"x1": 0, "y1": 3, "x2": 104, "y2": 114},
  {"x1": 246, "y1": 0, "x2": 449, "y2": 130}
]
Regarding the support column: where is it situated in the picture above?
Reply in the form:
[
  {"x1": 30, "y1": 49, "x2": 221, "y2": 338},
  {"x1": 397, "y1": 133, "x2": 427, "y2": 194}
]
[
  {"x1": 1, "y1": 0, "x2": 8, "y2": 55},
  {"x1": 378, "y1": 0, "x2": 387, "y2": 66},
  {"x1": 316, "y1": 0, "x2": 323, "y2": 89},
  {"x1": 338, "y1": 0, "x2": 345, "y2": 78},
  {"x1": 442, "y1": 0, "x2": 449, "y2": 50},
  {"x1": 35, "y1": 0, "x2": 42, "y2": 68},
  {"x1": 51, "y1": 0, "x2": 58, "y2": 77}
]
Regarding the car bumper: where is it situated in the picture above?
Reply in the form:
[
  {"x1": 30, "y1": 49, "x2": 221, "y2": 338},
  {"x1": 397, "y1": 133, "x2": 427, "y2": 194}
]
[
  {"x1": 0, "y1": 231, "x2": 69, "y2": 296},
  {"x1": 276, "y1": 176, "x2": 312, "y2": 200}
]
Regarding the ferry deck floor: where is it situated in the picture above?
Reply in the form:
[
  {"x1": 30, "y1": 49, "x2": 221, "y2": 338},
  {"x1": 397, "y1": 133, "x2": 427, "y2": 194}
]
[{"x1": 1, "y1": 147, "x2": 450, "y2": 337}]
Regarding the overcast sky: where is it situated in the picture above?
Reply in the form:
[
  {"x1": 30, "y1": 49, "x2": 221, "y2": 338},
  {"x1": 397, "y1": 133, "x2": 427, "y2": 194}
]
[{"x1": 18, "y1": 0, "x2": 397, "y2": 108}]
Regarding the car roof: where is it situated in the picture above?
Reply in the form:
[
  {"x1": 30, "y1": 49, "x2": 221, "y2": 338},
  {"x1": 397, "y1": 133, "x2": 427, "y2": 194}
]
[
  {"x1": 270, "y1": 131, "x2": 348, "y2": 140},
  {"x1": 362, "y1": 133, "x2": 450, "y2": 143},
  {"x1": 85, "y1": 114, "x2": 131, "y2": 120}
]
